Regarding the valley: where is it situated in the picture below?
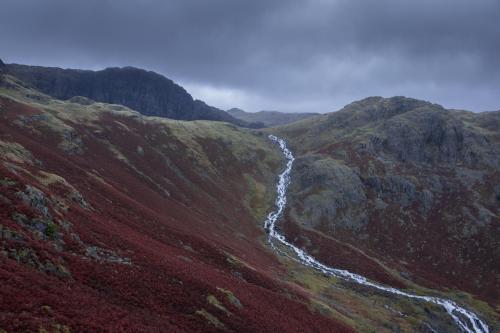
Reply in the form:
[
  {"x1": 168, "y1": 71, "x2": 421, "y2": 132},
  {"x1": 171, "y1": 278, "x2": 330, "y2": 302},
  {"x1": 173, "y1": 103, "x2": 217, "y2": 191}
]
[{"x1": 0, "y1": 68, "x2": 499, "y2": 332}]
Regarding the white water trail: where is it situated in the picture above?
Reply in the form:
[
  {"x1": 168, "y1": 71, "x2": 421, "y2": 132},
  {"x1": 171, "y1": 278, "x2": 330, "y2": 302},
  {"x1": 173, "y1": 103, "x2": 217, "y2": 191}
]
[{"x1": 264, "y1": 135, "x2": 489, "y2": 333}]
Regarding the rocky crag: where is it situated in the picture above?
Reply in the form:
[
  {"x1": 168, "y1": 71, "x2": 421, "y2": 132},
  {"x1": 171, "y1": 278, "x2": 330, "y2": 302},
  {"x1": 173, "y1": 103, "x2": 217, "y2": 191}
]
[
  {"x1": 4, "y1": 62, "x2": 258, "y2": 127},
  {"x1": 273, "y1": 96, "x2": 500, "y2": 308}
]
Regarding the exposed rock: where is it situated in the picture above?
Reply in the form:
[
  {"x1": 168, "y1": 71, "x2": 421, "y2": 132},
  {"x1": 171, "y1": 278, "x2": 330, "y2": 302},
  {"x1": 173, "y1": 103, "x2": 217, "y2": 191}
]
[
  {"x1": 59, "y1": 129, "x2": 84, "y2": 155},
  {"x1": 68, "y1": 189, "x2": 90, "y2": 209},
  {"x1": 5, "y1": 246, "x2": 71, "y2": 278},
  {"x1": 373, "y1": 108, "x2": 498, "y2": 167},
  {"x1": 494, "y1": 185, "x2": 500, "y2": 202},
  {"x1": 291, "y1": 156, "x2": 367, "y2": 231},
  {"x1": 85, "y1": 245, "x2": 131, "y2": 265},
  {"x1": 418, "y1": 190, "x2": 434, "y2": 216},
  {"x1": 17, "y1": 185, "x2": 51, "y2": 217},
  {"x1": 12, "y1": 212, "x2": 62, "y2": 244},
  {"x1": 136, "y1": 145, "x2": 144, "y2": 156},
  {"x1": 68, "y1": 95, "x2": 95, "y2": 105},
  {"x1": 0, "y1": 224, "x2": 24, "y2": 241},
  {"x1": 374, "y1": 198, "x2": 388, "y2": 210},
  {"x1": 364, "y1": 175, "x2": 418, "y2": 207}
]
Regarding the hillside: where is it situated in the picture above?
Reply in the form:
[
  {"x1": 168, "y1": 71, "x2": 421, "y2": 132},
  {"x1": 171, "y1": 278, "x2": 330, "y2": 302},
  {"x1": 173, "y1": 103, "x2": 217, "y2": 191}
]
[
  {"x1": 0, "y1": 73, "x2": 361, "y2": 332},
  {"x1": 271, "y1": 96, "x2": 500, "y2": 309},
  {"x1": 227, "y1": 108, "x2": 319, "y2": 127},
  {"x1": 4, "y1": 62, "x2": 257, "y2": 127},
  {"x1": 0, "y1": 70, "x2": 498, "y2": 332}
]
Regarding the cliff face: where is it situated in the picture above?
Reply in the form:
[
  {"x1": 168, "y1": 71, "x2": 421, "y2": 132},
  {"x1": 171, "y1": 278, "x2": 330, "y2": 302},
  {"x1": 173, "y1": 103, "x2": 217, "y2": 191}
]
[
  {"x1": 273, "y1": 96, "x2": 500, "y2": 306},
  {"x1": 5, "y1": 64, "x2": 254, "y2": 126}
]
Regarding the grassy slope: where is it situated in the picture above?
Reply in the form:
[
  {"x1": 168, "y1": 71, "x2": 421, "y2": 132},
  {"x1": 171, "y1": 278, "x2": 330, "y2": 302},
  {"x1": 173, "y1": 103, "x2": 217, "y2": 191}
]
[{"x1": 0, "y1": 75, "x2": 358, "y2": 333}]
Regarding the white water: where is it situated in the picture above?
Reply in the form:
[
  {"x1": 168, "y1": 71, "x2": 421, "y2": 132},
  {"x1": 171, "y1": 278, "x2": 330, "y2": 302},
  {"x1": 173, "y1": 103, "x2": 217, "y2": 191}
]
[{"x1": 264, "y1": 135, "x2": 489, "y2": 333}]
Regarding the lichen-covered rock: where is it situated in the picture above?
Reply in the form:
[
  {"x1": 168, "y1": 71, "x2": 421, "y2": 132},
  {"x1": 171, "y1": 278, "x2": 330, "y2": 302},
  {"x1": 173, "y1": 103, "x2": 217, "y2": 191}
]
[
  {"x1": 363, "y1": 175, "x2": 417, "y2": 207},
  {"x1": 17, "y1": 185, "x2": 51, "y2": 217},
  {"x1": 68, "y1": 189, "x2": 89, "y2": 209},
  {"x1": 370, "y1": 108, "x2": 499, "y2": 167},
  {"x1": 290, "y1": 156, "x2": 367, "y2": 231},
  {"x1": 59, "y1": 129, "x2": 84, "y2": 155},
  {"x1": 0, "y1": 224, "x2": 24, "y2": 241},
  {"x1": 85, "y1": 245, "x2": 131, "y2": 265}
]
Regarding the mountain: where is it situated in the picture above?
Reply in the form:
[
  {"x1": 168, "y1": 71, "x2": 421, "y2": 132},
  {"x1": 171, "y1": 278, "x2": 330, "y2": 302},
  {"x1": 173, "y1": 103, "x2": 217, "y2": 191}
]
[
  {"x1": 4, "y1": 62, "x2": 258, "y2": 127},
  {"x1": 271, "y1": 96, "x2": 500, "y2": 308},
  {"x1": 227, "y1": 108, "x2": 319, "y2": 127},
  {"x1": 1, "y1": 68, "x2": 498, "y2": 332}
]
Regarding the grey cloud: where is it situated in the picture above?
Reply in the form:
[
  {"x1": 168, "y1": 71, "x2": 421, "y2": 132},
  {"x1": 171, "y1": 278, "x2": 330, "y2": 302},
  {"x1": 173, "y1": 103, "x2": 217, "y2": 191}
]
[{"x1": 1, "y1": 0, "x2": 499, "y2": 112}]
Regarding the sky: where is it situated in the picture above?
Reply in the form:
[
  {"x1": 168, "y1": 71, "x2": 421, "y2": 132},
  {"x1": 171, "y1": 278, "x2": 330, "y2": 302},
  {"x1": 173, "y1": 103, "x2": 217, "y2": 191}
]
[{"x1": 1, "y1": 0, "x2": 499, "y2": 113}]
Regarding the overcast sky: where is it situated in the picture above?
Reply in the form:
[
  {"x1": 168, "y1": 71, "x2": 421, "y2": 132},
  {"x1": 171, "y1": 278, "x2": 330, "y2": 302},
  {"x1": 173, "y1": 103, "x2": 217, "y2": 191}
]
[{"x1": 1, "y1": 0, "x2": 499, "y2": 113}]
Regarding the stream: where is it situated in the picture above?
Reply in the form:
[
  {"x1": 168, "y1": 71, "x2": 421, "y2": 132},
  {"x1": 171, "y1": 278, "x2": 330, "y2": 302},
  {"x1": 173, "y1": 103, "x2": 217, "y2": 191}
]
[{"x1": 264, "y1": 135, "x2": 489, "y2": 333}]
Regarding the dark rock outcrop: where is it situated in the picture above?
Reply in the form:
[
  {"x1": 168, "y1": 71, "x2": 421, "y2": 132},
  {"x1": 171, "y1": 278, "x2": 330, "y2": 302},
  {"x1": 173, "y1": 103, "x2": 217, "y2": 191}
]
[
  {"x1": 0, "y1": 59, "x2": 6, "y2": 78},
  {"x1": 6, "y1": 63, "x2": 256, "y2": 126}
]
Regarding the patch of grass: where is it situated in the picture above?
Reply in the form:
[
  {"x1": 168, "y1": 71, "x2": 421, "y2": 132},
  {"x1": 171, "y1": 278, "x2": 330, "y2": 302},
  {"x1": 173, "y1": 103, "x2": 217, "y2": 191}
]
[
  {"x1": 243, "y1": 174, "x2": 269, "y2": 220},
  {"x1": 0, "y1": 140, "x2": 34, "y2": 164},
  {"x1": 44, "y1": 223, "x2": 57, "y2": 238},
  {"x1": 207, "y1": 294, "x2": 231, "y2": 315},
  {"x1": 217, "y1": 287, "x2": 243, "y2": 309},
  {"x1": 195, "y1": 309, "x2": 225, "y2": 329}
]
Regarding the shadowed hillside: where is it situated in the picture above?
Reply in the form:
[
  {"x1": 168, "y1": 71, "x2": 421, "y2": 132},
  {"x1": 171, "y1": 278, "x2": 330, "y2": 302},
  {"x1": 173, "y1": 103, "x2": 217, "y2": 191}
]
[{"x1": 4, "y1": 63, "x2": 259, "y2": 127}]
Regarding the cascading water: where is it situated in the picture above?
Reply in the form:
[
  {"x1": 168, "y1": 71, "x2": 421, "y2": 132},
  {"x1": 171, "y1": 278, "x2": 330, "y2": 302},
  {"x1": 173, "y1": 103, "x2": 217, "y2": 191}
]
[{"x1": 264, "y1": 135, "x2": 489, "y2": 333}]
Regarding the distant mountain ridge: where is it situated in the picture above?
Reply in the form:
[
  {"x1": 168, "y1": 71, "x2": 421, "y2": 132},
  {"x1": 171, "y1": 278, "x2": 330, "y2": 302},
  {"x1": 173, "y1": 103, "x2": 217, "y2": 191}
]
[
  {"x1": 227, "y1": 108, "x2": 319, "y2": 127},
  {"x1": 4, "y1": 62, "x2": 258, "y2": 127}
]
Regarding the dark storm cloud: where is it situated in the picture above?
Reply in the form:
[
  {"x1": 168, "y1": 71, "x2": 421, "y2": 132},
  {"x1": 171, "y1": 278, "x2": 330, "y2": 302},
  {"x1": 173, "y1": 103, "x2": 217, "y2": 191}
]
[{"x1": 1, "y1": 0, "x2": 499, "y2": 112}]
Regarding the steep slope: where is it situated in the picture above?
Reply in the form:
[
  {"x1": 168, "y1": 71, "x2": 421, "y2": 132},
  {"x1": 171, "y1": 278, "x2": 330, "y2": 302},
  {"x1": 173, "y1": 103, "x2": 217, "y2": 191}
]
[
  {"x1": 227, "y1": 108, "x2": 319, "y2": 128},
  {"x1": 2, "y1": 69, "x2": 498, "y2": 332},
  {"x1": 271, "y1": 97, "x2": 500, "y2": 310},
  {"x1": 4, "y1": 62, "x2": 256, "y2": 127},
  {"x1": 0, "y1": 74, "x2": 355, "y2": 332}
]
